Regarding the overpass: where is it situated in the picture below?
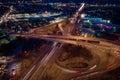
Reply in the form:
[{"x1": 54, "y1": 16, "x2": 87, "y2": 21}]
[
  {"x1": 10, "y1": 3, "x2": 120, "y2": 80},
  {"x1": 13, "y1": 33, "x2": 119, "y2": 47},
  {"x1": 12, "y1": 33, "x2": 120, "y2": 52},
  {"x1": 21, "y1": 34, "x2": 120, "y2": 80},
  {"x1": 36, "y1": 35, "x2": 120, "y2": 46}
]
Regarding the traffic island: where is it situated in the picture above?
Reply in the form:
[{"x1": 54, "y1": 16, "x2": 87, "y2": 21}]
[{"x1": 56, "y1": 44, "x2": 93, "y2": 70}]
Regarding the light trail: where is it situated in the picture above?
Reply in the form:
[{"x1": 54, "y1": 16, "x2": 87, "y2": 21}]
[
  {"x1": 22, "y1": 65, "x2": 36, "y2": 80},
  {"x1": 89, "y1": 65, "x2": 97, "y2": 70}
]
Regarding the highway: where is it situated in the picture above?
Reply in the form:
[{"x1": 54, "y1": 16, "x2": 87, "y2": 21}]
[
  {"x1": 36, "y1": 34, "x2": 120, "y2": 46},
  {"x1": 16, "y1": 30, "x2": 120, "y2": 80},
  {"x1": 11, "y1": 21, "x2": 120, "y2": 80},
  {"x1": 29, "y1": 36, "x2": 120, "y2": 80},
  {"x1": 68, "y1": 45, "x2": 120, "y2": 80},
  {"x1": 27, "y1": 43, "x2": 62, "y2": 80},
  {"x1": 8, "y1": 3, "x2": 120, "y2": 80},
  {"x1": 20, "y1": 4, "x2": 86, "y2": 80},
  {"x1": 69, "y1": 3, "x2": 85, "y2": 35},
  {"x1": 21, "y1": 42, "x2": 53, "y2": 80},
  {"x1": 20, "y1": 32, "x2": 120, "y2": 80},
  {"x1": 13, "y1": 33, "x2": 120, "y2": 49},
  {"x1": 0, "y1": 2, "x2": 119, "y2": 80},
  {"x1": 40, "y1": 38, "x2": 120, "y2": 80},
  {"x1": 31, "y1": 35, "x2": 120, "y2": 53}
]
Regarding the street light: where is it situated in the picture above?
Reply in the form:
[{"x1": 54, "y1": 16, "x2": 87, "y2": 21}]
[{"x1": 81, "y1": 14, "x2": 85, "y2": 19}]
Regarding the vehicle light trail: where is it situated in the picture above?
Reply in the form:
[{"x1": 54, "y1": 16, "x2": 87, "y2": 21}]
[{"x1": 22, "y1": 65, "x2": 36, "y2": 80}]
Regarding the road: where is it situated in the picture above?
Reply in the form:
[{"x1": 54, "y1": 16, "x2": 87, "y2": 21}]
[
  {"x1": 37, "y1": 34, "x2": 120, "y2": 46},
  {"x1": 21, "y1": 42, "x2": 53, "y2": 80},
  {"x1": 11, "y1": 19, "x2": 120, "y2": 80},
  {"x1": 27, "y1": 43, "x2": 61, "y2": 80},
  {"x1": 9, "y1": 3, "x2": 120, "y2": 80},
  {"x1": 18, "y1": 32, "x2": 120, "y2": 80},
  {"x1": 9, "y1": 3, "x2": 86, "y2": 80},
  {"x1": 12, "y1": 32, "x2": 120, "y2": 47},
  {"x1": 38, "y1": 39, "x2": 120, "y2": 80},
  {"x1": 22, "y1": 4, "x2": 86, "y2": 80},
  {"x1": 69, "y1": 45, "x2": 120, "y2": 80},
  {"x1": 27, "y1": 34, "x2": 120, "y2": 80},
  {"x1": 32, "y1": 36, "x2": 120, "y2": 54},
  {"x1": 14, "y1": 34, "x2": 120, "y2": 50},
  {"x1": 27, "y1": 37, "x2": 119, "y2": 80}
]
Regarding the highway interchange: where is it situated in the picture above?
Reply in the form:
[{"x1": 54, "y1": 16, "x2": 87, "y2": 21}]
[
  {"x1": 0, "y1": 3, "x2": 120, "y2": 80},
  {"x1": 15, "y1": 3, "x2": 120, "y2": 80}
]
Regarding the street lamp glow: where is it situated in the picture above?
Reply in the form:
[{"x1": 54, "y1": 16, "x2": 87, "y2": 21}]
[
  {"x1": 107, "y1": 20, "x2": 110, "y2": 23},
  {"x1": 81, "y1": 14, "x2": 85, "y2": 18}
]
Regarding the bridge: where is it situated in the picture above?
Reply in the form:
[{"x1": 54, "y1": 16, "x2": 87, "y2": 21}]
[{"x1": 8, "y1": 3, "x2": 120, "y2": 80}]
